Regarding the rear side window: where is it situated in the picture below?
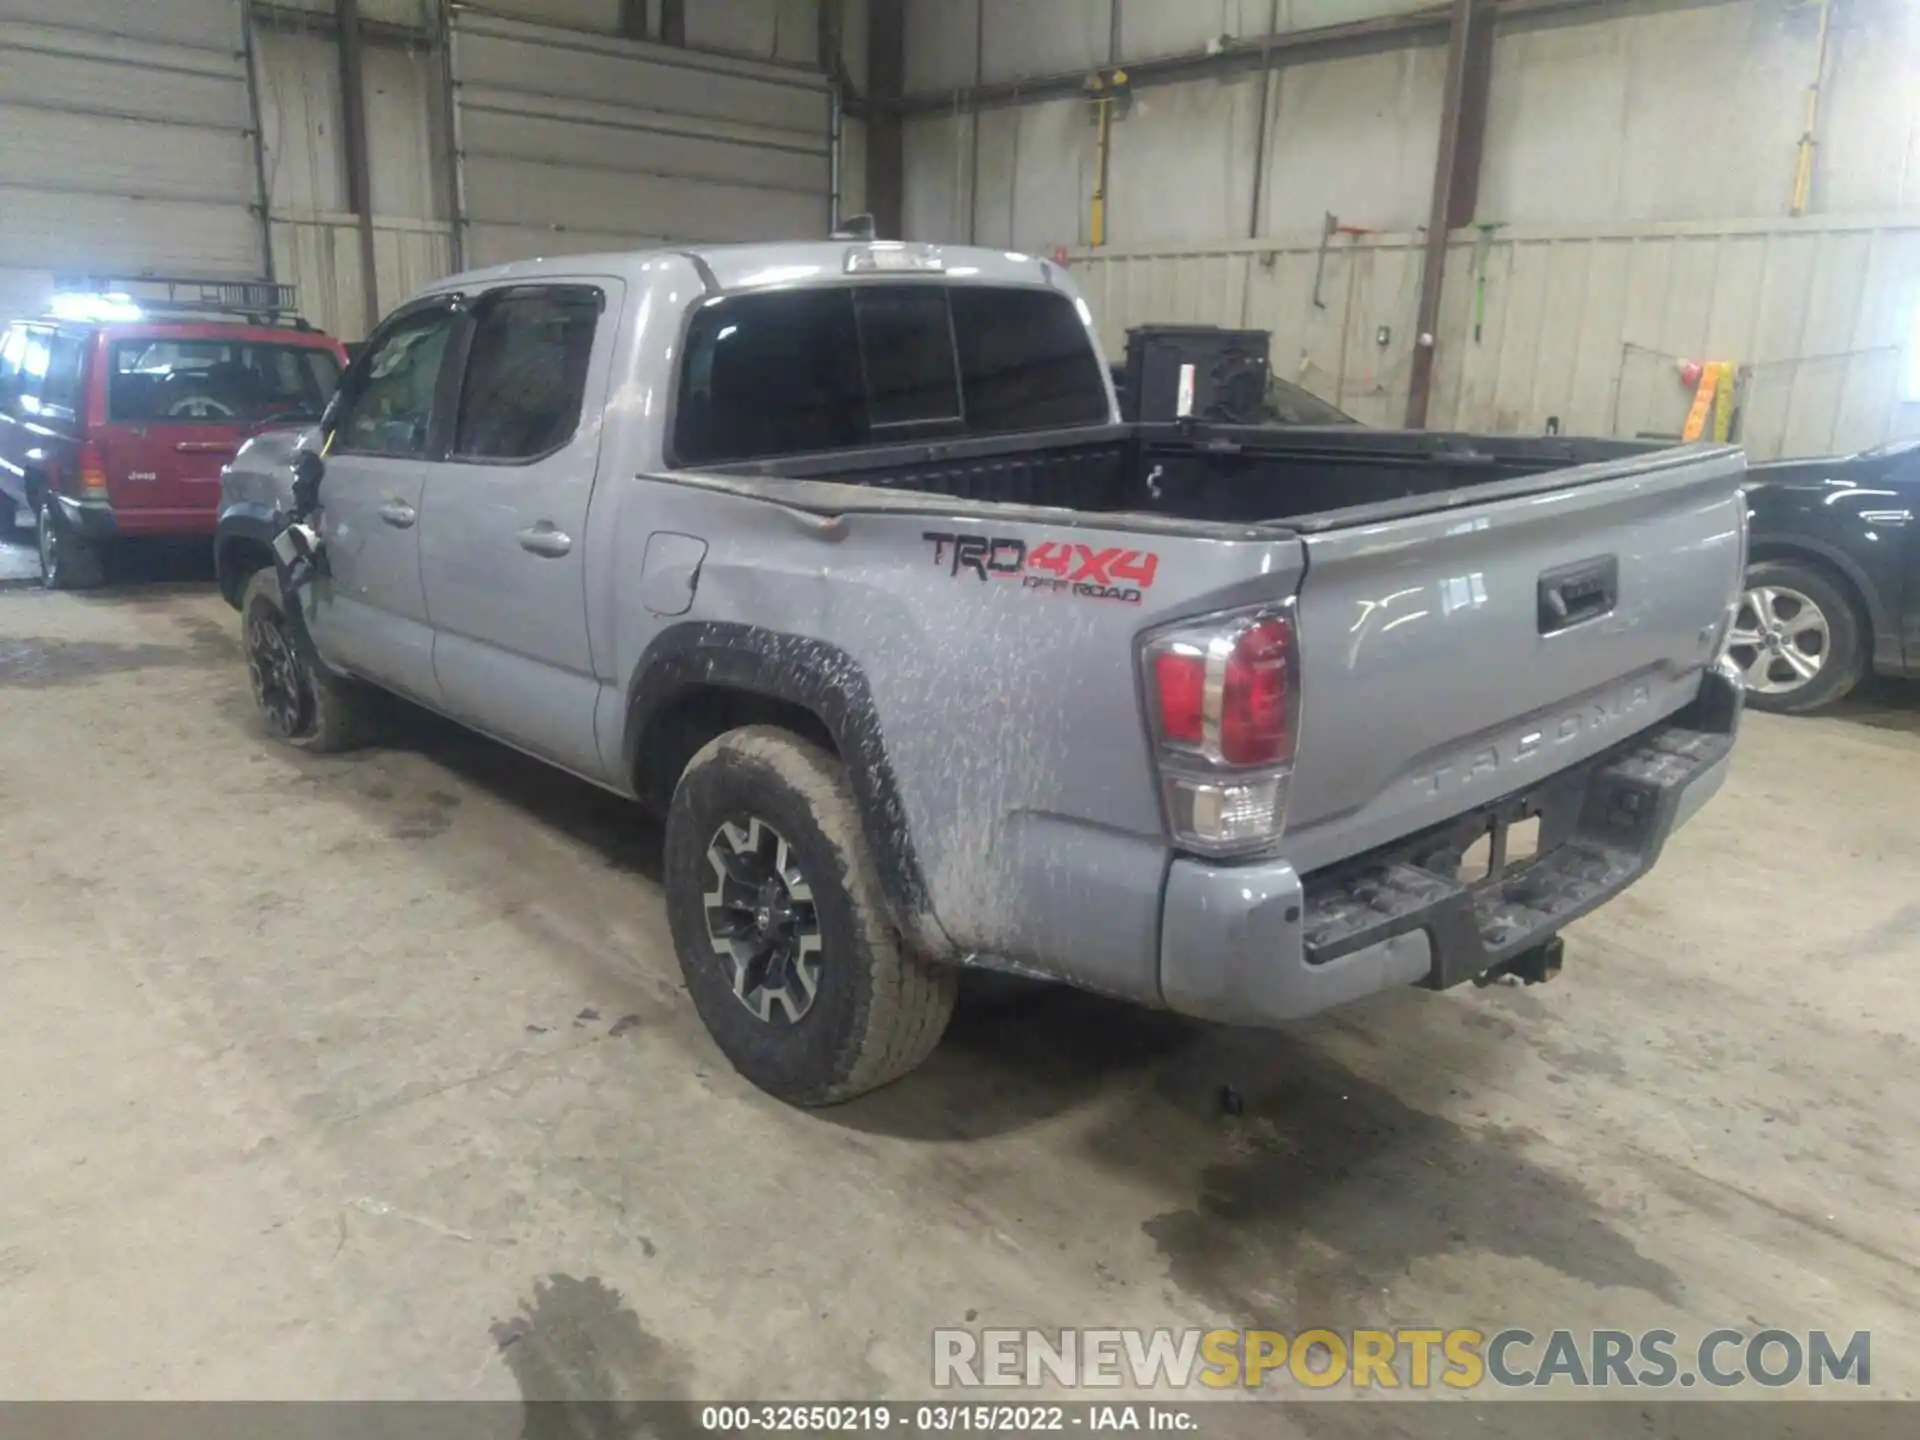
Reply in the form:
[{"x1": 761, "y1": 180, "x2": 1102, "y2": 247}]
[
  {"x1": 109, "y1": 340, "x2": 340, "y2": 424},
  {"x1": 38, "y1": 334, "x2": 85, "y2": 414},
  {"x1": 453, "y1": 286, "x2": 600, "y2": 462},
  {"x1": 950, "y1": 289, "x2": 1109, "y2": 434},
  {"x1": 0, "y1": 325, "x2": 23, "y2": 398},
  {"x1": 675, "y1": 288, "x2": 864, "y2": 465},
  {"x1": 673, "y1": 282, "x2": 1109, "y2": 466},
  {"x1": 3, "y1": 326, "x2": 51, "y2": 414}
]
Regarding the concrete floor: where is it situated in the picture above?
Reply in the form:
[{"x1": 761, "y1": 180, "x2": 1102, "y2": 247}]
[{"x1": 1, "y1": 540, "x2": 1916, "y2": 1426}]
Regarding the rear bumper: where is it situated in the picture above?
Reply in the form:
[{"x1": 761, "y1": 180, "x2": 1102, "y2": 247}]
[
  {"x1": 1158, "y1": 666, "x2": 1742, "y2": 1028},
  {"x1": 54, "y1": 497, "x2": 216, "y2": 539},
  {"x1": 54, "y1": 496, "x2": 117, "y2": 541}
]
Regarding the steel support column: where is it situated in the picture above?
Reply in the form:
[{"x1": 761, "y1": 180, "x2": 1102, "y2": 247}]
[
  {"x1": 1403, "y1": 0, "x2": 1484, "y2": 430},
  {"x1": 867, "y1": 0, "x2": 905, "y2": 239},
  {"x1": 336, "y1": 0, "x2": 381, "y2": 334}
]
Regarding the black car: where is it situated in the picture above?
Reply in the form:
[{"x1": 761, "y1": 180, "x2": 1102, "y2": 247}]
[{"x1": 1739, "y1": 439, "x2": 1920, "y2": 713}]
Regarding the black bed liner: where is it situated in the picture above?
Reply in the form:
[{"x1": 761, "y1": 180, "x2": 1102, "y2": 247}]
[{"x1": 693, "y1": 421, "x2": 1725, "y2": 534}]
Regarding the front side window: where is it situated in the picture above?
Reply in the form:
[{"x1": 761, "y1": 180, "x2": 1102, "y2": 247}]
[
  {"x1": 453, "y1": 287, "x2": 600, "y2": 462},
  {"x1": 110, "y1": 340, "x2": 341, "y2": 424},
  {"x1": 333, "y1": 308, "x2": 459, "y2": 458}
]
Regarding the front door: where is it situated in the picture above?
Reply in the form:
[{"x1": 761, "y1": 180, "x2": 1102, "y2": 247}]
[
  {"x1": 308, "y1": 300, "x2": 463, "y2": 702},
  {"x1": 419, "y1": 282, "x2": 612, "y2": 777}
]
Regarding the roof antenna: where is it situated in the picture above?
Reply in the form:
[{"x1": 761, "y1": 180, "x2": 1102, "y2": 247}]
[{"x1": 832, "y1": 213, "x2": 878, "y2": 241}]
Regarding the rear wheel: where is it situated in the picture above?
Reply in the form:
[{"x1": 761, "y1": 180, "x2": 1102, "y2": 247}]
[
  {"x1": 665, "y1": 726, "x2": 957, "y2": 1106},
  {"x1": 1726, "y1": 558, "x2": 1866, "y2": 715},
  {"x1": 37, "y1": 497, "x2": 105, "y2": 590},
  {"x1": 241, "y1": 567, "x2": 371, "y2": 751}
]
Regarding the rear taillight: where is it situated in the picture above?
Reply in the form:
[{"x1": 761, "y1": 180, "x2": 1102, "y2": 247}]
[
  {"x1": 78, "y1": 441, "x2": 109, "y2": 498},
  {"x1": 1142, "y1": 606, "x2": 1299, "y2": 857}
]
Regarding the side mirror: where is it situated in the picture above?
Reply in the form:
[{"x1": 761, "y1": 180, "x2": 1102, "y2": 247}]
[{"x1": 291, "y1": 447, "x2": 325, "y2": 514}]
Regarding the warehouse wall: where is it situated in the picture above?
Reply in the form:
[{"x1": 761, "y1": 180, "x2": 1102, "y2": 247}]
[
  {"x1": 900, "y1": 0, "x2": 1920, "y2": 453},
  {"x1": 253, "y1": 8, "x2": 453, "y2": 340},
  {"x1": 1069, "y1": 217, "x2": 1920, "y2": 457},
  {"x1": 0, "y1": 0, "x2": 264, "y2": 325},
  {"x1": 904, "y1": 0, "x2": 1920, "y2": 247},
  {"x1": 4, "y1": 0, "x2": 860, "y2": 339}
]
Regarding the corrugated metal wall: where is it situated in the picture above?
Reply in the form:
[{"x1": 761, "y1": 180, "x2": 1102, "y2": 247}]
[
  {"x1": 251, "y1": 10, "x2": 452, "y2": 339},
  {"x1": 1067, "y1": 216, "x2": 1920, "y2": 458},
  {"x1": 449, "y1": 10, "x2": 831, "y2": 268},
  {"x1": 0, "y1": 0, "x2": 264, "y2": 322},
  {"x1": 0, "y1": 0, "x2": 849, "y2": 338},
  {"x1": 903, "y1": 0, "x2": 1920, "y2": 248}
]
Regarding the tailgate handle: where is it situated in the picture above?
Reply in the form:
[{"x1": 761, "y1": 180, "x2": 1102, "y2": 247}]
[
  {"x1": 174, "y1": 441, "x2": 237, "y2": 454},
  {"x1": 1538, "y1": 556, "x2": 1618, "y2": 634}
]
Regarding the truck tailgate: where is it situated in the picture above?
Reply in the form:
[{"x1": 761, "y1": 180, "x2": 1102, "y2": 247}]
[{"x1": 1282, "y1": 444, "x2": 1745, "y2": 874}]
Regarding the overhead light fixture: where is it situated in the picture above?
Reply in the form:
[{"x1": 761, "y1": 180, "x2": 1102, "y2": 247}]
[{"x1": 49, "y1": 291, "x2": 143, "y2": 323}]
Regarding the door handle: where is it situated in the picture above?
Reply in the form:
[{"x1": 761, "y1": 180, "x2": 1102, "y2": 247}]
[
  {"x1": 518, "y1": 522, "x2": 573, "y2": 558},
  {"x1": 1537, "y1": 555, "x2": 1618, "y2": 635},
  {"x1": 377, "y1": 499, "x2": 417, "y2": 529}
]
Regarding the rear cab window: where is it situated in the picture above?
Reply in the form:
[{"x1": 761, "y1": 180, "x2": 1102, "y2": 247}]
[
  {"x1": 673, "y1": 283, "x2": 1108, "y2": 466},
  {"x1": 108, "y1": 338, "x2": 341, "y2": 425}
]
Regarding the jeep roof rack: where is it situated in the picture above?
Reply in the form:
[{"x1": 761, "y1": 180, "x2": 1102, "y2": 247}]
[{"x1": 49, "y1": 274, "x2": 316, "y2": 330}]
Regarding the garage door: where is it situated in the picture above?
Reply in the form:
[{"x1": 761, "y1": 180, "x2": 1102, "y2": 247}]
[
  {"x1": 450, "y1": 11, "x2": 831, "y2": 270},
  {"x1": 0, "y1": 0, "x2": 264, "y2": 323}
]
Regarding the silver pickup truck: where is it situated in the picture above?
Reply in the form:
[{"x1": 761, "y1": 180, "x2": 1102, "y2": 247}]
[{"x1": 217, "y1": 241, "x2": 1746, "y2": 1106}]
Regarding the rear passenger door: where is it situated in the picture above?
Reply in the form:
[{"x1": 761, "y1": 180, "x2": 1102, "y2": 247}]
[{"x1": 418, "y1": 282, "x2": 613, "y2": 777}]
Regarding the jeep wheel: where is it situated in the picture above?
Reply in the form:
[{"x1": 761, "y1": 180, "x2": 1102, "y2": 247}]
[
  {"x1": 38, "y1": 498, "x2": 105, "y2": 591},
  {"x1": 665, "y1": 726, "x2": 957, "y2": 1106},
  {"x1": 241, "y1": 567, "x2": 370, "y2": 752}
]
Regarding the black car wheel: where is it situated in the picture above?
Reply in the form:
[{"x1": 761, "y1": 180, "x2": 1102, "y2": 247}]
[
  {"x1": 37, "y1": 497, "x2": 105, "y2": 590},
  {"x1": 665, "y1": 726, "x2": 957, "y2": 1106},
  {"x1": 240, "y1": 567, "x2": 371, "y2": 752},
  {"x1": 1726, "y1": 559, "x2": 1866, "y2": 715}
]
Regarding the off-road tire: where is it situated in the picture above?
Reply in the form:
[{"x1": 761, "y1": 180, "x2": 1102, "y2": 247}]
[
  {"x1": 665, "y1": 726, "x2": 957, "y2": 1106},
  {"x1": 241, "y1": 566, "x2": 372, "y2": 752},
  {"x1": 37, "y1": 497, "x2": 106, "y2": 590}
]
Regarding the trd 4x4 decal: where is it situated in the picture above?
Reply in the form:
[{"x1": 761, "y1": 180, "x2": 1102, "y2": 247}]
[{"x1": 921, "y1": 532, "x2": 1160, "y2": 605}]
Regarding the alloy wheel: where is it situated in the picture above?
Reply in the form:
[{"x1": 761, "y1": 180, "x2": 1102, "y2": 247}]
[
  {"x1": 702, "y1": 816, "x2": 824, "y2": 1025},
  {"x1": 246, "y1": 606, "x2": 311, "y2": 737},
  {"x1": 1725, "y1": 584, "x2": 1829, "y2": 696}
]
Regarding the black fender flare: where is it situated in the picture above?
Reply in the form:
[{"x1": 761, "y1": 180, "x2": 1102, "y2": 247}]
[
  {"x1": 215, "y1": 504, "x2": 282, "y2": 606},
  {"x1": 623, "y1": 622, "x2": 939, "y2": 948},
  {"x1": 1746, "y1": 530, "x2": 1890, "y2": 645}
]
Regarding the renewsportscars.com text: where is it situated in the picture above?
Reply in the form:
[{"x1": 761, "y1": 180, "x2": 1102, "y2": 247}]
[{"x1": 932, "y1": 1327, "x2": 1872, "y2": 1392}]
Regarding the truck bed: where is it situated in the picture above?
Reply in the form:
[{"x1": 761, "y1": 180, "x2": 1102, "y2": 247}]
[
  {"x1": 703, "y1": 423, "x2": 1664, "y2": 531},
  {"x1": 682, "y1": 423, "x2": 1745, "y2": 889}
]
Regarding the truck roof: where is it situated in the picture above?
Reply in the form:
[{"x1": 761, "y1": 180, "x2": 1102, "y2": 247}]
[{"x1": 420, "y1": 241, "x2": 1066, "y2": 298}]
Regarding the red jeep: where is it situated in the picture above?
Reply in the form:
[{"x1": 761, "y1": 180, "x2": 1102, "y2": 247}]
[{"x1": 0, "y1": 281, "x2": 348, "y2": 589}]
